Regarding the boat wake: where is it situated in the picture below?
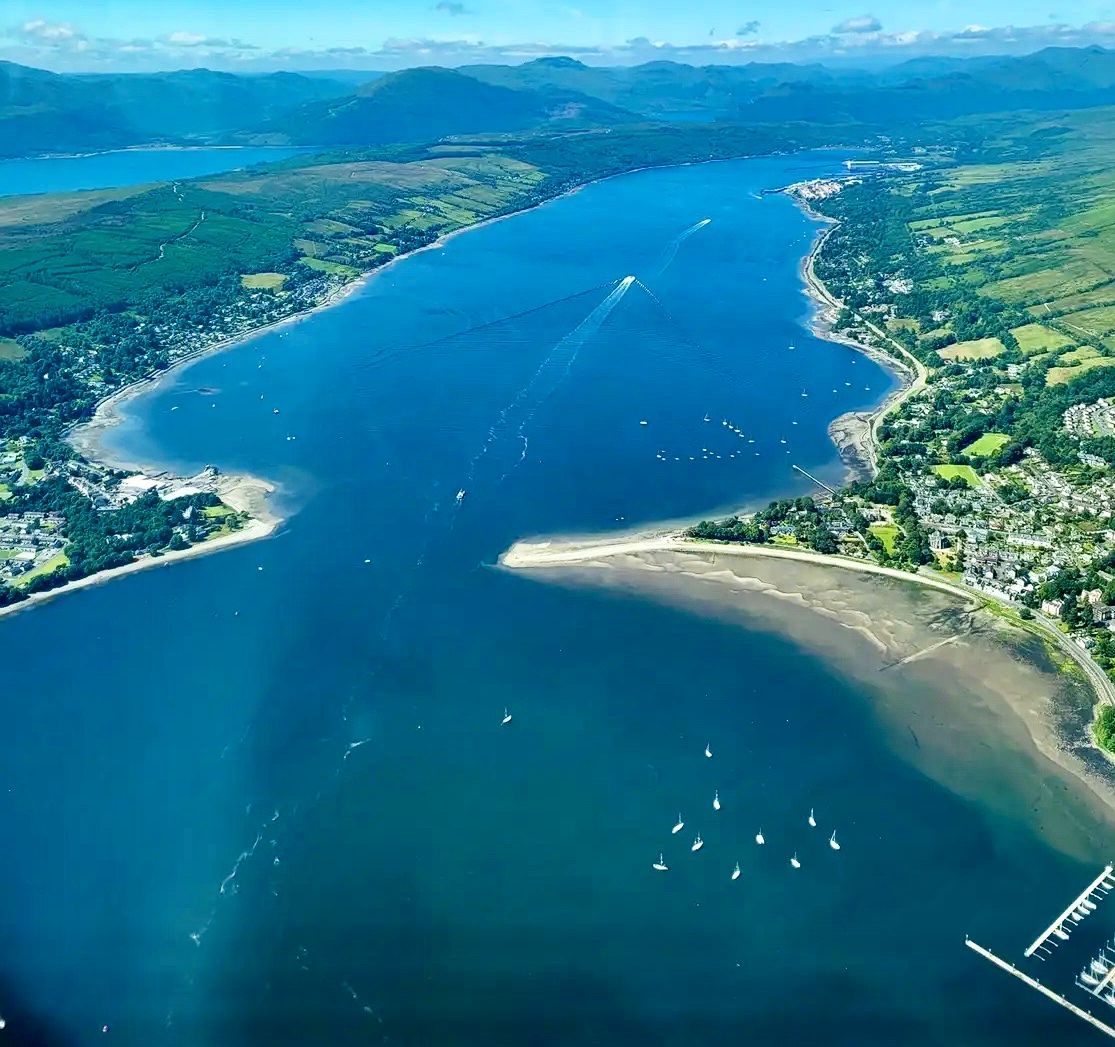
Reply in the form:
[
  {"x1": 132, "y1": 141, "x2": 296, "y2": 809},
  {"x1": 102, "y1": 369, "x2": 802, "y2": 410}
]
[{"x1": 647, "y1": 217, "x2": 712, "y2": 280}]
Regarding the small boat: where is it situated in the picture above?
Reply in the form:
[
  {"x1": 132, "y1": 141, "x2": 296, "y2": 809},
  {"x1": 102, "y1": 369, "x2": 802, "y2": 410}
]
[
  {"x1": 712, "y1": 790, "x2": 721, "y2": 812},
  {"x1": 691, "y1": 834, "x2": 704, "y2": 853},
  {"x1": 829, "y1": 831, "x2": 840, "y2": 851},
  {"x1": 672, "y1": 814, "x2": 684, "y2": 834},
  {"x1": 639, "y1": 420, "x2": 648, "y2": 426},
  {"x1": 703, "y1": 413, "x2": 711, "y2": 422},
  {"x1": 755, "y1": 829, "x2": 765, "y2": 845},
  {"x1": 800, "y1": 390, "x2": 808, "y2": 397},
  {"x1": 704, "y1": 743, "x2": 712, "y2": 759},
  {"x1": 790, "y1": 853, "x2": 801, "y2": 869},
  {"x1": 501, "y1": 708, "x2": 512, "y2": 725},
  {"x1": 1055, "y1": 928, "x2": 1071, "y2": 941},
  {"x1": 731, "y1": 862, "x2": 741, "y2": 881},
  {"x1": 652, "y1": 853, "x2": 669, "y2": 872},
  {"x1": 808, "y1": 808, "x2": 816, "y2": 828},
  {"x1": 456, "y1": 489, "x2": 466, "y2": 504},
  {"x1": 1081, "y1": 971, "x2": 1100, "y2": 986}
]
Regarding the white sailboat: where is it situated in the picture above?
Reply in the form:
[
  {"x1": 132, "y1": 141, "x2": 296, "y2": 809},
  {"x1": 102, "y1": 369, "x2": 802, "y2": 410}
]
[
  {"x1": 652, "y1": 853, "x2": 669, "y2": 872},
  {"x1": 704, "y1": 743, "x2": 712, "y2": 759},
  {"x1": 712, "y1": 790, "x2": 721, "y2": 811},
  {"x1": 691, "y1": 834, "x2": 704, "y2": 853},
  {"x1": 501, "y1": 708, "x2": 512, "y2": 725},
  {"x1": 829, "y1": 831, "x2": 840, "y2": 851},
  {"x1": 755, "y1": 829, "x2": 765, "y2": 845},
  {"x1": 672, "y1": 814, "x2": 684, "y2": 834},
  {"x1": 703, "y1": 413, "x2": 711, "y2": 422},
  {"x1": 731, "y1": 862, "x2": 741, "y2": 881},
  {"x1": 808, "y1": 808, "x2": 817, "y2": 828},
  {"x1": 790, "y1": 853, "x2": 801, "y2": 869}
]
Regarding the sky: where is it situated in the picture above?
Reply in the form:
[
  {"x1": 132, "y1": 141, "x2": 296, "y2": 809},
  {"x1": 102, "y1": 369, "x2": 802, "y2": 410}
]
[{"x1": 4, "y1": 0, "x2": 1115, "y2": 73}]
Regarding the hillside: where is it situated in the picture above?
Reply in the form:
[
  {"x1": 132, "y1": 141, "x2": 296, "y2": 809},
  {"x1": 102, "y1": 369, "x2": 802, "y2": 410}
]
[
  {"x1": 252, "y1": 66, "x2": 635, "y2": 146},
  {"x1": 0, "y1": 62, "x2": 349, "y2": 157}
]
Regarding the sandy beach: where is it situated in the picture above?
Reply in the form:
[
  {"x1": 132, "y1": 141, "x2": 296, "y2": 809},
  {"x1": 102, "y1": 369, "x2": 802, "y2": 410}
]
[{"x1": 502, "y1": 537, "x2": 1115, "y2": 850}]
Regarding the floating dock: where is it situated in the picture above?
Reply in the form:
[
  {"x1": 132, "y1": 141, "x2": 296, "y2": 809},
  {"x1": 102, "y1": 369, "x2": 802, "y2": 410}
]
[
  {"x1": 1025, "y1": 864, "x2": 1114, "y2": 959},
  {"x1": 966, "y1": 939, "x2": 1115, "y2": 1040}
]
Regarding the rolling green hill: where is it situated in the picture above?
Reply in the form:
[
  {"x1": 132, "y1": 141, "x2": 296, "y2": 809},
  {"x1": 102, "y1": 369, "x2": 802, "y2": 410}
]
[
  {"x1": 251, "y1": 66, "x2": 636, "y2": 146},
  {"x1": 0, "y1": 61, "x2": 349, "y2": 157}
]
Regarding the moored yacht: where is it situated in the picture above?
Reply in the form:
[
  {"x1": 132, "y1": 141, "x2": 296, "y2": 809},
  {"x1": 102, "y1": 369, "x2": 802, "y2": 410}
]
[
  {"x1": 790, "y1": 853, "x2": 801, "y2": 869},
  {"x1": 755, "y1": 829, "x2": 765, "y2": 845},
  {"x1": 713, "y1": 791, "x2": 721, "y2": 811},
  {"x1": 808, "y1": 808, "x2": 817, "y2": 828},
  {"x1": 501, "y1": 708, "x2": 512, "y2": 725},
  {"x1": 731, "y1": 862, "x2": 741, "y2": 881},
  {"x1": 653, "y1": 853, "x2": 669, "y2": 872},
  {"x1": 829, "y1": 831, "x2": 840, "y2": 851},
  {"x1": 672, "y1": 814, "x2": 684, "y2": 834},
  {"x1": 692, "y1": 834, "x2": 704, "y2": 853},
  {"x1": 704, "y1": 743, "x2": 712, "y2": 759}
]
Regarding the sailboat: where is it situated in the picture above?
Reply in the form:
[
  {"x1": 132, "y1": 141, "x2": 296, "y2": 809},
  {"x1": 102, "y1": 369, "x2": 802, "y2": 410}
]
[
  {"x1": 703, "y1": 413, "x2": 711, "y2": 422},
  {"x1": 704, "y1": 743, "x2": 712, "y2": 759},
  {"x1": 731, "y1": 862, "x2": 741, "y2": 881},
  {"x1": 501, "y1": 708, "x2": 512, "y2": 725},
  {"x1": 672, "y1": 814, "x2": 684, "y2": 834},
  {"x1": 790, "y1": 853, "x2": 801, "y2": 869},
  {"x1": 808, "y1": 808, "x2": 817, "y2": 828},
  {"x1": 712, "y1": 790, "x2": 721, "y2": 811},
  {"x1": 829, "y1": 831, "x2": 840, "y2": 851},
  {"x1": 652, "y1": 853, "x2": 669, "y2": 872},
  {"x1": 755, "y1": 829, "x2": 765, "y2": 845},
  {"x1": 691, "y1": 834, "x2": 704, "y2": 853}
]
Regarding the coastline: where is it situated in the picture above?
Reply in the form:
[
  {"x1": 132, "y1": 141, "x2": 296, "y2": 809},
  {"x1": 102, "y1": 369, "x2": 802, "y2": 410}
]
[
  {"x1": 501, "y1": 537, "x2": 1115, "y2": 853},
  {"x1": 0, "y1": 470, "x2": 280, "y2": 622}
]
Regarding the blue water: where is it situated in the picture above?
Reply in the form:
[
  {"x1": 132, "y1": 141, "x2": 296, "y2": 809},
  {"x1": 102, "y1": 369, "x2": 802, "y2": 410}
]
[
  {"x1": 0, "y1": 153, "x2": 1108, "y2": 1045},
  {"x1": 0, "y1": 147, "x2": 304, "y2": 198}
]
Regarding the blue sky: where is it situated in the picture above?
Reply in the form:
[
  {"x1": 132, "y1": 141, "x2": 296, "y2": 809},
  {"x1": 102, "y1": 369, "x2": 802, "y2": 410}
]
[{"x1": 4, "y1": 0, "x2": 1115, "y2": 71}]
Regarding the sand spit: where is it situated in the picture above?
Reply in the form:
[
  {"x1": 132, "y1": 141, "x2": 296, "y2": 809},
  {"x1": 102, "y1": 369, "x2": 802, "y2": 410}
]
[{"x1": 503, "y1": 539, "x2": 1115, "y2": 857}]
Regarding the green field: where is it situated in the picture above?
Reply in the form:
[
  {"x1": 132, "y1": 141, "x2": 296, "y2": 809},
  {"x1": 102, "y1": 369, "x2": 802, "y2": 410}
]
[
  {"x1": 0, "y1": 337, "x2": 25, "y2": 360},
  {"x1": 868, "y1": 522, "x2": 900, "y2": 552},
  {"x1": 931, "y1": 464, "x2": 982, "y2": 487},
  {"x1": 964, "y1": 432, "x2": 1010, "y2": 456},
  {"x1": 1011, "y1": 323, "x2": 1074, "y2": 355},
  {"x1": 241, "y1": 272, "x2": 288, "y2": 290},
  {"x1": 14, "y1": 551, "x2": 69, "y2": 586},
  {"x1": 1047, "y1": 356, "x2": 1115, "y2": 385},
  {"x1": 938, "y1": 337, "x2": 1005, "y2": 361},
  {"x1": 300, "y1": 257, "x2": 360, "y2": 277}
]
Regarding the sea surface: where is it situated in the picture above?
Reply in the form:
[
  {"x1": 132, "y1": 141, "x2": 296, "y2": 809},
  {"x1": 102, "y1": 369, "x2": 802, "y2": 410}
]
[
  {"x1": 0, "y1": 152, "x2": 1109, "y2": 1045},
  {"x1": 0, "y1": 147, "x2": 304, "y2": 198}
]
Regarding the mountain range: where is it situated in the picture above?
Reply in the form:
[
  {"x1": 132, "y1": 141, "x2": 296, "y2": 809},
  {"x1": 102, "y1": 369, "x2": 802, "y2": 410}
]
[{"x1": 4, "y1": 45, "x2": 1115, "y2": 159}]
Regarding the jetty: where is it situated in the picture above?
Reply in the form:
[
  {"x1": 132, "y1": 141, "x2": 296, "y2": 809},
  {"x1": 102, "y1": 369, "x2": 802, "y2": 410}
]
[
  {"x1": 1024, "y1": 864, "x2": 1114, "y2": 959},
  {"x1": 966, "y1": 939, "x2": 1115, "y2": 1039},
  {"x1": 791, "y1": 463, "x2": 836, "y2": 495}
]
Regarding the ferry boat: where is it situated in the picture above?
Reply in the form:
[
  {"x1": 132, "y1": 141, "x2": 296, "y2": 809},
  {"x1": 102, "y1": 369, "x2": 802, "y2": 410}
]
[
  {"x1": 691, "y1": 834, "x2": 704, "y2": 853},
  {"x1": 652, "y1": 853, "x2": 669, "y2": 872}
]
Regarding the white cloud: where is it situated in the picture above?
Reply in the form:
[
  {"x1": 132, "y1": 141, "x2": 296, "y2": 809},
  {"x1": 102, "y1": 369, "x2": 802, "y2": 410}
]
[{"x1": 833, "y1": 15, "x2": 883, "y2": 34}]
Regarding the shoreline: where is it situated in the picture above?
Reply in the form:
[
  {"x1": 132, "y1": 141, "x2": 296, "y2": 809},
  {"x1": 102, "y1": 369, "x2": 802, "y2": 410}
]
[{"x1": 0, "y1": 470, "x2": 280, "y2": 622}]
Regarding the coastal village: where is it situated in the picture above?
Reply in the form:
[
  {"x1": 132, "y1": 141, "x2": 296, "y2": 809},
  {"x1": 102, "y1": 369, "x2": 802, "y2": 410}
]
[
  {"x1": 693, "y1": 169, "x2": 1115, "y2": 693},
  {"x1": 0, "y1": 270, "x2": 342, "y2": 601}
]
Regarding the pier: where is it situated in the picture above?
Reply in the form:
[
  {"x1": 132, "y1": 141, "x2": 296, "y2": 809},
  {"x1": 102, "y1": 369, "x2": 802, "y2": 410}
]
[
  {"x1": 966, "y1": 939, "x2": 1115, "y2": 1040},
  {"x1": 791, "y1": 463, "x2": 836, "y2": 495},
  {"x1": 1025, "y1": 864, "x2": 1114, "y2": 958}
]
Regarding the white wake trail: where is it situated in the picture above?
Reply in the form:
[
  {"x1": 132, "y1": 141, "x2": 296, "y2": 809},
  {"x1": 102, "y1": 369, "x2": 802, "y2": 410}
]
[{"x1": 647, "y1": 218, "x2": 711, "y2": 280}]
